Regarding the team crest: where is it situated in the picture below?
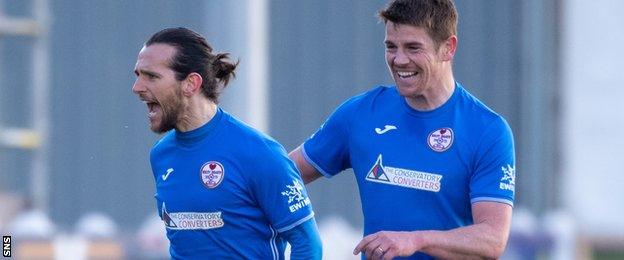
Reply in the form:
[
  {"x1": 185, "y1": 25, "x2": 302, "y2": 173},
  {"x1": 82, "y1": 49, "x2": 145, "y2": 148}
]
[
  {"x1": 428, "y1": 127, "x2": 454, "y2": 152},
  {"x1": 200, "y1": 161, "x2": 225, "y2": 189}
]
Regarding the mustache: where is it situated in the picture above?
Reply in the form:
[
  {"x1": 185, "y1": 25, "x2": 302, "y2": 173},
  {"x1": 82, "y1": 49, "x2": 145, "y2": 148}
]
[{"x1": 139, "y1": 94, "x2": 154, "y2": 102}]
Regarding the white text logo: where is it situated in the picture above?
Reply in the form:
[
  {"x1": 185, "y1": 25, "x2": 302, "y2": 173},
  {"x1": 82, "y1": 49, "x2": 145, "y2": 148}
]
[
  {"x1": 161, "y1": 202, "x2": 224, "y2": 230},
  {"x1": 281, "y1": 180, "x2": 311, "y2": 213},
  {"x1": 366, "y1": 155, "x2": 442, "y2": 192},
  {"x1": 499, "y1": 164, "x2": 515, "y2": 192}
]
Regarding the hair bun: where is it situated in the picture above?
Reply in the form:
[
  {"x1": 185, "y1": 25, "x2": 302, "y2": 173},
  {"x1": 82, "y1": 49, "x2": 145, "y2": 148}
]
[{"x1": 213, "y1": 53, "x2": 238, "y2": 86}]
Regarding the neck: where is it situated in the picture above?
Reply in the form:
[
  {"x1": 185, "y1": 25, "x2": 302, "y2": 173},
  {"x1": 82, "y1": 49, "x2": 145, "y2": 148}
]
[
  {"x1": 405, "y1": 72, "x2": 455, "y2": 111},
  {"x1": 175, "y1": 96, "x2": 217, "y2": 132}
]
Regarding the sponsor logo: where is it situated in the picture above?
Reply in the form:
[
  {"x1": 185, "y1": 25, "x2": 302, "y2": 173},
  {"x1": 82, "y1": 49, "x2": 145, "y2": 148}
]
[
  {"x1": 161, "y1": 202, "x2": 224, "y2": 230},
  {"x1": 366, "y1": 155, "x2": 390, "y2": 182},
  {"x1": 366, "y1": 155, "x2": 442, "y2": 192},
  {"x1": 499, "y1": 164, "x2": 515, "y2": 192},
  {"x1": 3, "y1": 236, "x2": 11, "y2": 257},
  {"x1": 428, "y1": 128, "x2": 454, "y2": 152},
  {"x1": 161, "y1": 168, "x2": 174, "y2": 181},
  {"x1": 374, "y1": 125, "x2": 397, "y2": 135},
  {"x1": 200, "y1": 161, "x2": 225, "y2": 189},
  {"x1": 281, "y1": 180, "x2": 311, "y2": 213}
]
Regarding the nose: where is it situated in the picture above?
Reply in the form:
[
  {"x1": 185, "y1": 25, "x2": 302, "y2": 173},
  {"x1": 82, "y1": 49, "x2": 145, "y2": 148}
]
[
  {"x1": 132, "y1": 78, "x2": 144, "y2": 94},
  {"x1": 394, "y1": 49, "x2": 409, "y2": 65}
]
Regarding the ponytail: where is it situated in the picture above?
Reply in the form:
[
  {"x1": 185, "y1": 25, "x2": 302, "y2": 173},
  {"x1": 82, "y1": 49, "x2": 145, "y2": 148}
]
[{"x1": 212, "y1": 52, "x2": 238, "y2": 88}]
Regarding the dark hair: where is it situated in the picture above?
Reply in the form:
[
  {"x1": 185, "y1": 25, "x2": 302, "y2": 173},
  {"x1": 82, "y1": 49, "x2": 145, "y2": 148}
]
[
  {"x1": 145, "y1": 27, "x2": 238, "y2": 103},
  {"x1": 378, "y1": 0, "x2": 458, "y2": 48}
]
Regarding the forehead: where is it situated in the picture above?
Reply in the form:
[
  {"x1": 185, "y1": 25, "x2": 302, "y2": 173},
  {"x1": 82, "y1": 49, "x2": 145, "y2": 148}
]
[
  {"x1": 135, "y1": 43, "x2": 177, "y2": 70},
  {"x1": 384, "y1": 21, "x2": 432, "y2": 44}
]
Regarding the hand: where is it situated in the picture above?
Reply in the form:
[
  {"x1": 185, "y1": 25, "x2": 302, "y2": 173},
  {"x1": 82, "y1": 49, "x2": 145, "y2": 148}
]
[{"x1": 353, "y1": 231, "x2": 423, "y2": 260}]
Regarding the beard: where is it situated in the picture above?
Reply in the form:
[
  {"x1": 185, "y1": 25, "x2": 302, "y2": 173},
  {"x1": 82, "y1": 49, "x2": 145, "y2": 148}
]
[{"x1": 152, "y1": 88, "x2": 184, "y2": 134}]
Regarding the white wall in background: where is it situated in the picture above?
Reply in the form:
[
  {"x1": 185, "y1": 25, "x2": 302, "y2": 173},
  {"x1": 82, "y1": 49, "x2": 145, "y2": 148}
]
[{"x1": 562, "y1": 0, "x2": 624, "y2": 238}]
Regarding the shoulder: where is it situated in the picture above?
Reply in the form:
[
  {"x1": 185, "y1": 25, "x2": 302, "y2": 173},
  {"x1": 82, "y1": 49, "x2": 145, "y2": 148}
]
[
  {"x1": 346, "y1": 85, "x2": 396, "y2": 105},
  {"x1": 225, "y1": 114, "x2": 297, "y2": 180},
  {"x1": 332, "y1": 85, "x2": 398, "y2": 116},
  {"x1": 454, "y1": 84, "x2": 513, "y2": 148},
  {"x1": 456, "y1": 84, "x2": 511, "y2": 131},
  {"x1": 223, "y1": 113, "x2": 287, "y2": 157}
]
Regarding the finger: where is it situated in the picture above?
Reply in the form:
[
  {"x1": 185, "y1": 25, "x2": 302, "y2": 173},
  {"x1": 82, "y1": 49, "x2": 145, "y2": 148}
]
[
  {"x1": 364, "y1": 246, "x2": 375, "y2": 260},
  {"x1": 364, "y1": 242, "x2": 383, "y2": 260},
  {"x1": 372, "y1": 245, "x2": 386, "y2": 260},
  {"x1": 363, "y1": 244, "x2": 376, "y2": 260},
  {"x1": 364, "y1": 244, "x2": 375, "y2": 260},
  {"x1": 382, "y1": 247, "x2": 397, "y2": 260},
  {"x1": 353, "y1": 234, "x2": 377, "y2": 255}
]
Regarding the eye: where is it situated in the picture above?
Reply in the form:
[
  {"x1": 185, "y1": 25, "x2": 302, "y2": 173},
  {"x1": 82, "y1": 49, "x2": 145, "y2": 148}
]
[
  {"x1": 407, "y1": 45, "x2": 421, "y2": 52},
  {"x1": 143, "y1": 72, "x2": 159, "y2": 80}
]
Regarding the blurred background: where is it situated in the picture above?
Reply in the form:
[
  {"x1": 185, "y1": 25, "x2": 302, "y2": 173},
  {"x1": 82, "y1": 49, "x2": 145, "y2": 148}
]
[{"x1": 1, "y1": 0, "x2": 623, "y2": 259}]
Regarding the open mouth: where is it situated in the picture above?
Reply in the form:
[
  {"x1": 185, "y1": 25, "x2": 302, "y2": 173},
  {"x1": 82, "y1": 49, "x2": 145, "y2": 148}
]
[
  {"x1": 143, "y1": 100, "x2": 161, "y2": 119},
  {"x1": 397, "y1": 71, "x2": 418, "y2": 78}
]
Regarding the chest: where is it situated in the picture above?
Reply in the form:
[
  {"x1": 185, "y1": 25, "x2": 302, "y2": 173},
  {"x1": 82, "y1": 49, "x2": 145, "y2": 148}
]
[
  {"x1": 152, "y1": 153, "x2": 251, "y2": 213},
  {"x1": 348, "y1": 114, "x2": 473, "y2": 193}
]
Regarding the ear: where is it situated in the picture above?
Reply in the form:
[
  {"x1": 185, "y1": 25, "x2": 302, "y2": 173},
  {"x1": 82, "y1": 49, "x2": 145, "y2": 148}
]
[
  {"x1": 440, "y1": 35, "x2": 457, "y2": 61},
  {"x1": 181, "y1": 72, "x2": 203, "y2": 96}
]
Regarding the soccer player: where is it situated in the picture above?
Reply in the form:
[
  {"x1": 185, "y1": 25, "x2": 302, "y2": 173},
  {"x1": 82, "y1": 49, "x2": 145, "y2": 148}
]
[
  {"x1": 132, "y1": 27, "x2": 321, "y2": 259},
  {"x1": 289, "y1": 0, "x2": 515, "y2": 259}
]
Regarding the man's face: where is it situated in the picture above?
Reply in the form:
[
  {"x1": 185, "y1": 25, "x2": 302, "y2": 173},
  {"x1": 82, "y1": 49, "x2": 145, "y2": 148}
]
[
  {"x1": 384, "y1": 21, "x2": 447, "y2": 98},
  {"x1": 132, "y1": 44, "x2": 184, "y2": 134}
]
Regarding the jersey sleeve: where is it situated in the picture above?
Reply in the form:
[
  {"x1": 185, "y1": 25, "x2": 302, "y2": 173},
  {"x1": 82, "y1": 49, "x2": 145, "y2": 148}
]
[
  {"x1": 279, "y1": 218, "x2": 322, "y2": 260},
  {"x1": 469, "y1": 117, "x2": 516, "y2": 206},
  {"x1": 249, "y1": 139, "x2": 315, "y2": 233},
  {"x1": 302, "y1": 97, "x2": 359, "y2": 177}
]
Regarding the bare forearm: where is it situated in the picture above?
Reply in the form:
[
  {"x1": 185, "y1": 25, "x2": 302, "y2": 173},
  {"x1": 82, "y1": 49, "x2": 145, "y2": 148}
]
[
  {"x1": 354, "y1": 203, "x2": 512, "y2": 259},
  {"x1": 418, "y1": 223, "x2": 508, "y2": 259}
]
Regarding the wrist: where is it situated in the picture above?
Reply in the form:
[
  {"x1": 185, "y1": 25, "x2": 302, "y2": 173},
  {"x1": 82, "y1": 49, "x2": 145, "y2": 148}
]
[{"x1": 411, "y1": 230, "x2": 434, "y2": 251}]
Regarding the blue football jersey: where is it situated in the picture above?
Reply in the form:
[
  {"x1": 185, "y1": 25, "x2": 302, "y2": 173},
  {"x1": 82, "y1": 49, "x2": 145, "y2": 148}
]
[
  {"x1": 150, "y1": 108, "x2": 314, "y2": 259},
  {"x1": 303, "y1": 83, "x2": 515, "y2": 259}
]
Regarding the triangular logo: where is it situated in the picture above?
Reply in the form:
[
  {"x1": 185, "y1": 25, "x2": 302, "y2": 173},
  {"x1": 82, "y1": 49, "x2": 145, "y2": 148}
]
[
  {"x1": 161, "y1": 202, "x2": 177, "y2": 228},
  {"x1": 366, "y1": 155, "x2": 390, "y2": 182}
]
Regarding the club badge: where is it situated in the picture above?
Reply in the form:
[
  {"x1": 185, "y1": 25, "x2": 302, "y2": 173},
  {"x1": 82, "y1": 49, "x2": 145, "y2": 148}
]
[
  {"x1": 428, "y1": 127, "x2": 454, "y2": 152},
  {"x1": 200, "y1": 161, "x2": 225, "y2": 189}
]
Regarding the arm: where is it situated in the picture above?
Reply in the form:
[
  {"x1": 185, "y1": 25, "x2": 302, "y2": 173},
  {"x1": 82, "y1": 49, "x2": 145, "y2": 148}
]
[
  {"x1": 354, "y1": 201, "x2": 512, "y2": 260},
  {"x1": 289, "y1": 145, "x2": 323, "y2": 184},
  {"x1": 280, "y1": 218, "x2": 323, "y2": 260}
]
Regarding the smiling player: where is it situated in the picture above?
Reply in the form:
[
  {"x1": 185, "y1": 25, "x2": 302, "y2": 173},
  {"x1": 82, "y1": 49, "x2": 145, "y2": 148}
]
[{"x1": 289, "y1": 1, "x2": 516, "y2": 259}]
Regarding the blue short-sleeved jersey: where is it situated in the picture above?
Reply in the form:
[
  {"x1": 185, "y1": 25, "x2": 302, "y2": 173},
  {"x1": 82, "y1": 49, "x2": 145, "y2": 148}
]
[
  {"x1": 303, "y1": 83, "x2": 515, "y2": 259},
  {"x1": 150, "y1": 108, "x2": 314, "y2": 259}
]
